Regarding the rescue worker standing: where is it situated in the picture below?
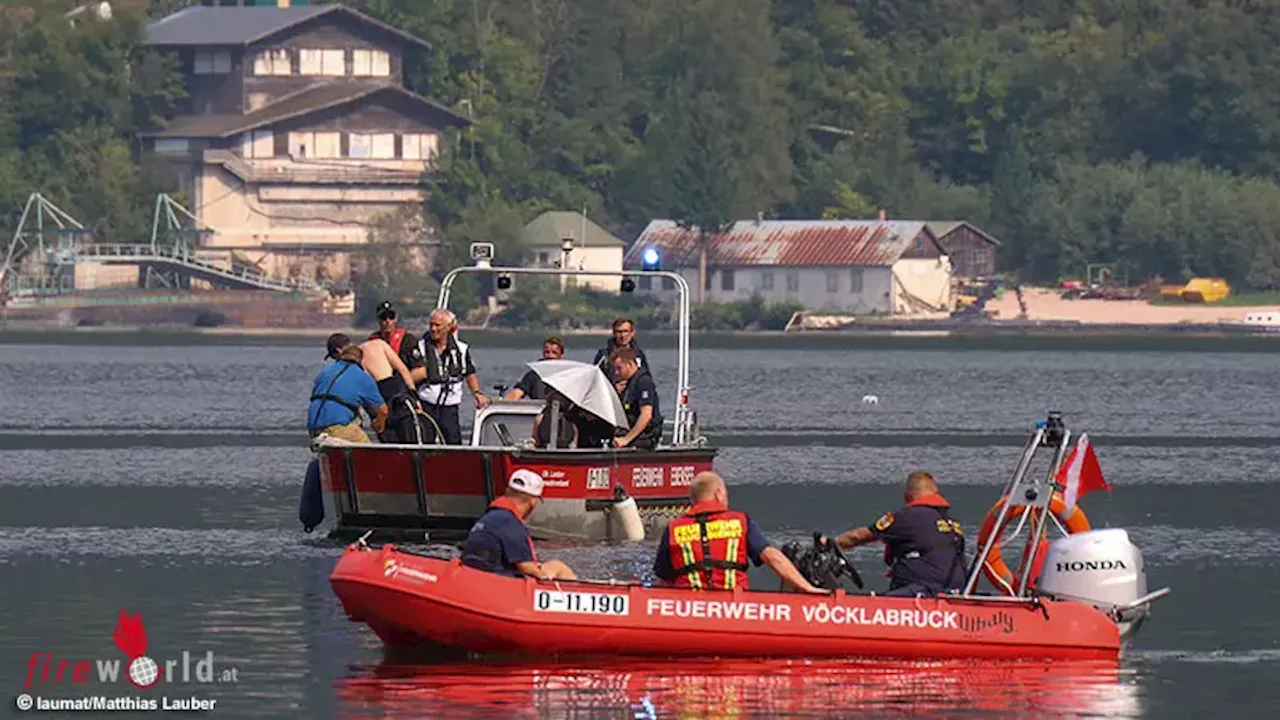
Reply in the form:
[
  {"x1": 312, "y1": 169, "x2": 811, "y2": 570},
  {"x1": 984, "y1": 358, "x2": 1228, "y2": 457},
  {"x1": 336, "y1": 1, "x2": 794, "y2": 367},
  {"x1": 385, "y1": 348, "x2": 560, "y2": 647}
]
[
  {"x1": 592, "y1": 317, "x2": 649, "y2": 387},
  {"x1": 503, "y1": 336, "x2": 564, "y2": 401},
  {"x1": 461, "y1": 469, "x2": 578, "y2": 580},
  {"x1": 307, "y1": 334, "x2": 388, "y2": 443},
  {"x1": 652, "y1": 471, "x2": 825, "y2": 593},
  {"x1": 824, "y1": 471, "x2": 966, "y2": 597},
  {"x1": 368, "y1": 301, "x2": 423, "y2": 372},
  {"x1": 611, "y1": 347, "x2": 662, "y2": 449},
  {"x1": 410, "y1": 309, "x2": 489, "y2": 444}
]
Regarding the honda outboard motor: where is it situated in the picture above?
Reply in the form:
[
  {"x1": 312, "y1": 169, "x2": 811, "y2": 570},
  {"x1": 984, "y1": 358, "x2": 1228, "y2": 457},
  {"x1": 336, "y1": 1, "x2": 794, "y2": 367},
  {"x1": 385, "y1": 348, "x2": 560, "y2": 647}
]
[{"x1": 1036, "y1": 528, "x2": 1150, "y2": 635}]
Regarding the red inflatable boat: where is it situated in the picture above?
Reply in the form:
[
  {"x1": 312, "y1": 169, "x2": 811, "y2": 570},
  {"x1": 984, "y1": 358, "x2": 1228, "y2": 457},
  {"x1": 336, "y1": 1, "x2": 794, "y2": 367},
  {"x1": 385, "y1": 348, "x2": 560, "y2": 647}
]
[{"x1": 330, "y1": 543, "x2": 1121, "y2": 661}]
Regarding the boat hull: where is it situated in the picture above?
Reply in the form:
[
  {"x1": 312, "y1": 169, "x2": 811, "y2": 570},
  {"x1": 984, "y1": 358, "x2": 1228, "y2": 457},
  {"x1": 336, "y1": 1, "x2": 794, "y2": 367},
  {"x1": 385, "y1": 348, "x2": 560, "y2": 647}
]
[
  {"x1": 317, "y1": 445, "x2": 717, "y2": 542},
  {"x1": 330, "y1": 545, "x2": 1122, "y2": 661}
]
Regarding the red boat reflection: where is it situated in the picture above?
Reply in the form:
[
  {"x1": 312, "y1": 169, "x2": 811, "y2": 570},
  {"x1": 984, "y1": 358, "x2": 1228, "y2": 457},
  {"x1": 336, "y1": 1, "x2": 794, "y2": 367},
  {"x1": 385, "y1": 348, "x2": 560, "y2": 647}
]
[{"x1": 334, "y1": 655, "x2": 1142, "y2": 719}]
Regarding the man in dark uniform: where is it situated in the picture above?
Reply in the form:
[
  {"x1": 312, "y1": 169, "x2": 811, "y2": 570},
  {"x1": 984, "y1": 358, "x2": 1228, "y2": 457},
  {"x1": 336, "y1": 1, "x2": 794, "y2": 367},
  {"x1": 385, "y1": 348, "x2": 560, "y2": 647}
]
[
  {"x1": 461, "y1": 469, "x2": 577, "y2": 580},
  {"x1": 823, "y1": 471, "x2": 966, "y2": 597},
  {"x1": 610, "y1": 346, "x2": 662, "y2": 449},
  {"x1": 502, "y1": 336, "x2": 564, "y2": 401},
  {"x1": 368, "y1": 301, "x2": 423, "y2": 372},
  {"x1": 592, "y1": 317, "x2": 649, "y2": 387}
]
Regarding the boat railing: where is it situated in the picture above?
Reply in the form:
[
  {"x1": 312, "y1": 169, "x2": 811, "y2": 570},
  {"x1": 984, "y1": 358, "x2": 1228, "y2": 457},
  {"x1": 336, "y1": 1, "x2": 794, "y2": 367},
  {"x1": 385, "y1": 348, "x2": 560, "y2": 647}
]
[
  {"x1": 959, "y1": 411, "x2": 1073, "y2": 597},
  {"x1": 437, "y1": 250, "x2": 698, "y2": 447}
]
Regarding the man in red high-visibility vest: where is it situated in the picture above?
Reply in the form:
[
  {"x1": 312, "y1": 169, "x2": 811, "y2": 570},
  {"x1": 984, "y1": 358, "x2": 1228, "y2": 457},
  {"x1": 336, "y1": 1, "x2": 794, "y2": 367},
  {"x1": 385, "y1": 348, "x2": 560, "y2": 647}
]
[{"x1": 652, "y1": 471, "x2": 825, "y2": 593}]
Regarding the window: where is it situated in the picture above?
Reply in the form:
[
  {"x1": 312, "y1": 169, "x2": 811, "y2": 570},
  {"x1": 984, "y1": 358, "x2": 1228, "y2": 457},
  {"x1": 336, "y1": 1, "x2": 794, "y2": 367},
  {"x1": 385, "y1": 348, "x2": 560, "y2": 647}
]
[
  {"x1": 826, "y1": 270, "x2": 839, "y2": 293},
  {"x1": 638, "y1": 276, "x2": 653, "y2": 291},
  {"x1": 288, "y1": 131, "x2": 339, "y2": 158},
  {"x1": 760, "y1": 271, "x2": 774, "y2": 291},
  {"x1": 347, "y1": 133, "x2": 393, "y2": 159},
  {"x1": 246, "y1": 93, "x2": 270, "y2": 112},
  {"x1": 401, "y1": 133, "x2": 439, "y2": 160},
  {"x1": 193, "y1": 49, "x2": 230, "y2": 74},
  {"x1": 299, "y1": 49, "x2": 344, "y2": 76},
  {"x1": 153, "y1": 139, "x2": 190, "y2": 153},
  {"x1": 850, "y1": 268, "x2": 864, "y2": 293},
  {"x1": 721, "y1": 269, "x2": 735, "y2": 291},
  {"x1": 252, "y1": 48, "x2": 291, "y2": 76},
  {"x1": 662, "y1": 277, "x2": 676, "y2": 290},
  {"x1": 352, "y1": 49, "x2": 391, "y2": 77},
  {"x1": 537, "y1": 252, "x2": 549, "y2": 267},
  {"x1": 785, "y1": 271, "x2": 799, "y2": 293},
  {"x1": 239, "y1": 130, "x2": 274, "y2": 159}
]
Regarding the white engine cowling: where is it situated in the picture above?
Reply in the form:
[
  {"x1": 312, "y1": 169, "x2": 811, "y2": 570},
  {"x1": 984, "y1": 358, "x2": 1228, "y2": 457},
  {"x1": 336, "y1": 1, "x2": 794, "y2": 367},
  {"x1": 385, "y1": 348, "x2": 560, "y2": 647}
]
[{"x1": 1036, "y1": 528, "x2": 1146, "y2": 610}]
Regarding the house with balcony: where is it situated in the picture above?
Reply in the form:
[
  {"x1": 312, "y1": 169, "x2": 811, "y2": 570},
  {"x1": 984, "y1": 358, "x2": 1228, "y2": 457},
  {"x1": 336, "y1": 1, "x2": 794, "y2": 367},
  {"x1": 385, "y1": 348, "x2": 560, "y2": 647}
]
[
  {"x1": 142, "y1": 3, "x2": 471, "y2": 287},
  {"x1": 625, "y1": 219, "x2": 953, "y2": 315}
]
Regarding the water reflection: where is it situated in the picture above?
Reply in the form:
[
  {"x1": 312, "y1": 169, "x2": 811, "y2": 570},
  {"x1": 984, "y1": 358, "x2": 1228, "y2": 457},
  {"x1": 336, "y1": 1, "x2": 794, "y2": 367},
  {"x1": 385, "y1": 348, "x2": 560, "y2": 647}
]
[{"x1": 334, "y1": 656, "x2": 1143, "y2": 719}]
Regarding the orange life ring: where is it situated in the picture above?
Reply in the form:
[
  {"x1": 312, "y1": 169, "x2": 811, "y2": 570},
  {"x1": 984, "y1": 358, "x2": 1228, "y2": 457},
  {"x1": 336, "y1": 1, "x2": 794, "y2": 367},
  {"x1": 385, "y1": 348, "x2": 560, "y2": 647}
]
[{"x1": 975, "y1": 490, "x2": 1090, "y2": 596}]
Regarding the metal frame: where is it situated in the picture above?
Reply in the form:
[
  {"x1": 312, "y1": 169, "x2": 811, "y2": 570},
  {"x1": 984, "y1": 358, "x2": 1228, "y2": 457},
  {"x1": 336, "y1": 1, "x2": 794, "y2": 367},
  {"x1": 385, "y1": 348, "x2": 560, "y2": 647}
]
[
  {"x1": 1, "y1": 193, "x2": 89, "y2": 296},
  {"x1": 438, "y1": 264, "x2": 697, "y2": 446},
  {"x1": 960, "y1": 412, "x2": 1072, "y2": 597}
]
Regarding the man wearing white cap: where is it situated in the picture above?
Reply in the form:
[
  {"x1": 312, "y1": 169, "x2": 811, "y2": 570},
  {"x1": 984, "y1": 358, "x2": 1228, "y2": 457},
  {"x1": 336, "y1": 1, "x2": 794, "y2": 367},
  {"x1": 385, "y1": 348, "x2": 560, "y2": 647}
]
[{"x1": 461, "y1": 469, "x2": 577, "y2": 580}]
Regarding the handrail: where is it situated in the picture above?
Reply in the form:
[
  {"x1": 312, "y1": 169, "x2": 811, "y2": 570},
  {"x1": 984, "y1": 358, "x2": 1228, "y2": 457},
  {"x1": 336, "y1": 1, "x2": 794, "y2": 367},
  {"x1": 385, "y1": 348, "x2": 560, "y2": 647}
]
[
  {"x1": 74, "y1": 243, "x2": 325, "y2": 293},
  {"x1": 436, "y1": 264, "x2": 695, "y2": 446}
]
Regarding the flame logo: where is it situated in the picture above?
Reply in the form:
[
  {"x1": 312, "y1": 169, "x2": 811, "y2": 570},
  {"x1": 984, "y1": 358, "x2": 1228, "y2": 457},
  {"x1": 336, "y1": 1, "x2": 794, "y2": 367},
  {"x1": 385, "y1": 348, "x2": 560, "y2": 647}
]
[{"x1": 112, "y1": 609, "x2": 149, "y2": 659}]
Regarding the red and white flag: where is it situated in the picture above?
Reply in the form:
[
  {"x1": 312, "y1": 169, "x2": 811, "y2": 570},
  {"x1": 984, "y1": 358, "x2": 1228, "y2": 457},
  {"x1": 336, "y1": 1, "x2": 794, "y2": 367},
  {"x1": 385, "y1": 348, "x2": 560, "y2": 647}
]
[{"x1": 1054, "y1": 433, "x2": 1111, "y2": 512}]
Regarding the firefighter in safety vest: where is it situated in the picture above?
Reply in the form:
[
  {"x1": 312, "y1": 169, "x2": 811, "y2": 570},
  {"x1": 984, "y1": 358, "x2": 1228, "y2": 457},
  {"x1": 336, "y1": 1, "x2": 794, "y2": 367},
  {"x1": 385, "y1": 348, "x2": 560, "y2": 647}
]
[
  {"x1": 652, "y1": 471, "x2": 826, "y2": 594},
  {"x1": 823, "y1": 471, "x2": 967, "y2": 597},
  {"x1": 409, "y1": 309, "x2": 489, "y2": 445}
]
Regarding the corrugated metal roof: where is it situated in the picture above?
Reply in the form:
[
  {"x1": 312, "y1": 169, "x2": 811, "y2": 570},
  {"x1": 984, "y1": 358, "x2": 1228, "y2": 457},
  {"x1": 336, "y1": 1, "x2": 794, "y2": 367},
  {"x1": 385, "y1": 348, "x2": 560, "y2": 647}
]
[
  {"x1": 146, "y1": 83, "x2": 470, "y2": 138},
  {"x1": 522, "y1": 211, "x2": 625, "y2": 248},
  {"x1": 145, "y1": 5, "x2": 430, "y2": 49},
  {"x1": 625, "y1": 219, "x2": 932, "y2": 268}
]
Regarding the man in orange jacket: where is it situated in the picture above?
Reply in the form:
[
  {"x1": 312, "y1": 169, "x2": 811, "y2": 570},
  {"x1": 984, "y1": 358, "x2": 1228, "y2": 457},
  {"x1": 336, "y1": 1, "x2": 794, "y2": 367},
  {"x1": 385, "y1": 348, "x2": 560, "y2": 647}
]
[{"x1": 652, "y1": 471, "x2": 825, "y2": 593}]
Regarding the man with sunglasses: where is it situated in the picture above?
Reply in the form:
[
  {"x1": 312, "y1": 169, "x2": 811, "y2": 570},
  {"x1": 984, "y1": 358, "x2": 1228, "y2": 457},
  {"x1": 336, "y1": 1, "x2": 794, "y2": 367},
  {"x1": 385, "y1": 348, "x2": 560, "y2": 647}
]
[
  {"x1": 592, "y1": 317, "x2": 650, "y2": 388},
  {"x1": 368, "y1": 301, "x2": 423, "y2": 373}
]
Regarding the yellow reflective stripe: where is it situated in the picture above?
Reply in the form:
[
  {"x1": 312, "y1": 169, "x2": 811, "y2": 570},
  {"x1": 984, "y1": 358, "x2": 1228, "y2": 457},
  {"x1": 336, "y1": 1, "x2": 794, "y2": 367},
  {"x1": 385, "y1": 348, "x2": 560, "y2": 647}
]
[
  {"x1": 678, "y1": 542, "x2": 702, "y2": 589},
  {"x1": 725, "y1": 538, "x2": 740, "y2": 589}
]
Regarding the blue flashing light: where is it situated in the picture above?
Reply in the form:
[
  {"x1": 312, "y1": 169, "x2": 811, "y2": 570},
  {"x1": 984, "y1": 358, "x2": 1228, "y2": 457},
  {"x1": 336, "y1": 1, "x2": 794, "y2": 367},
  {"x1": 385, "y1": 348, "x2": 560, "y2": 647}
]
[{"x1": 641, "y1": 246, "x2": 661, "y2": 271}]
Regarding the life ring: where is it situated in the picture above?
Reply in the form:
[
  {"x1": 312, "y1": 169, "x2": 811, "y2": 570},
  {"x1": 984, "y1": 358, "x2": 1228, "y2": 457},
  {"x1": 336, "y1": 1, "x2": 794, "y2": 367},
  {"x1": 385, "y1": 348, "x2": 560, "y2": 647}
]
[{"x1": 975, "y1": 491, "x2": 1090, "y2": 596}]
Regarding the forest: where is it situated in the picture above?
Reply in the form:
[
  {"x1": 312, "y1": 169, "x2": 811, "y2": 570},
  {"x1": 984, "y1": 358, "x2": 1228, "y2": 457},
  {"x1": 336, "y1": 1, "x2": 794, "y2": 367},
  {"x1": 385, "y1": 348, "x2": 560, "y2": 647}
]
[{"x1": 4, "y1": 0, "x2": 1280, "y2": 299}]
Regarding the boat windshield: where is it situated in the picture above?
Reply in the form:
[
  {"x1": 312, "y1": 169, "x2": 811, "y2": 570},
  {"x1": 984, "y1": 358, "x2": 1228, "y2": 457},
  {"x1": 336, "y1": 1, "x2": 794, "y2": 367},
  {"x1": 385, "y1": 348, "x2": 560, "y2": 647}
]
[{"x1": 476, "y1": 410, "x2": 536, "y2": 447}]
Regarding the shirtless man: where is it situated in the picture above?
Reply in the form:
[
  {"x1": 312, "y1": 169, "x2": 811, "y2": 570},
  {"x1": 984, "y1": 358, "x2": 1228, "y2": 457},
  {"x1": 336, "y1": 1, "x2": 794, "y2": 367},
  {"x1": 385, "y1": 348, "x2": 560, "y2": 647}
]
[{"x1": 357, "y1": 338, "x2": 421, "y2": 443}]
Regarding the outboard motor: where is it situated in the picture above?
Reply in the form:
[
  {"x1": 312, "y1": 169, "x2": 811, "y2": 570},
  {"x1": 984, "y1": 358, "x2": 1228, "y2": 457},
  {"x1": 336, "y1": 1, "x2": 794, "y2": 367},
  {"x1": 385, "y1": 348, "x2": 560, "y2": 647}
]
[{"x1": 1036, "y1": 528, "x2": 1150, "y2": 635}]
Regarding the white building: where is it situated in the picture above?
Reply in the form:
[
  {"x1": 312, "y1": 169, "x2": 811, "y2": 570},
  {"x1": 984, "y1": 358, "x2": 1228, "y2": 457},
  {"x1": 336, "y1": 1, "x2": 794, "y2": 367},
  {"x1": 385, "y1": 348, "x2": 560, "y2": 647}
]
[
  {"x1": 521, "y1": 211, "x2": 625, "y2": 292},
  {"x1": 625, "y1": 219, "x2": 953, "y2": 315}
]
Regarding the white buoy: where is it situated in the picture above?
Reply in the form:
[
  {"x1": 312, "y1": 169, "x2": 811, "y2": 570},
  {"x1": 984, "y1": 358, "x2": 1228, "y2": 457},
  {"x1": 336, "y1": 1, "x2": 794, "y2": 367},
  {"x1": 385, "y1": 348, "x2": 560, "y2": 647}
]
[
  {"x1": 613, "y1": 493, "x2": 645, "y2": 542},
  {"x1": 862, "y1": 394, "x2": 880, "y2": 405}
]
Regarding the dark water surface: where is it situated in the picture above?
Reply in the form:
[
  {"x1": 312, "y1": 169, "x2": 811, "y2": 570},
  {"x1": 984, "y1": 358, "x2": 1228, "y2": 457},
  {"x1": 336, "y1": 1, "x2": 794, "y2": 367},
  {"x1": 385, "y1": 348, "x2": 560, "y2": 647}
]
[{"x1": 1, "y1": 338, "x2": 1278, "y2": 718}]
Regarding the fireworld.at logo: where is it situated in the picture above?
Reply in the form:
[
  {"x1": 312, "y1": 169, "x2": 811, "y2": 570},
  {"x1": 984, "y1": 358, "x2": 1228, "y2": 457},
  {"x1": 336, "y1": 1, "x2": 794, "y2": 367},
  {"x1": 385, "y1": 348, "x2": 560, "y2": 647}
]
[{"x1": 23, "y1": 609, "x2": 240, "y2": 690}]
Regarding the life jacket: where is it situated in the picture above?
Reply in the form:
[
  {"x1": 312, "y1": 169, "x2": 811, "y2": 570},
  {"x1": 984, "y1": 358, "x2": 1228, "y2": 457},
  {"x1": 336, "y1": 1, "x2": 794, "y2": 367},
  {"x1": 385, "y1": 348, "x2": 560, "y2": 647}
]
[
  {"x1": 882, "y1": 492, "x2": 966, "y2": 583},
  {"x1": 369, "y1": 328, "x2": 407, "y2": 354},
  {"x1": 417, "y1": 335, "x2": 470, "y2": 406},
  {"x1": 666, "y1": 501, "x2": 751, "y2": 590}
]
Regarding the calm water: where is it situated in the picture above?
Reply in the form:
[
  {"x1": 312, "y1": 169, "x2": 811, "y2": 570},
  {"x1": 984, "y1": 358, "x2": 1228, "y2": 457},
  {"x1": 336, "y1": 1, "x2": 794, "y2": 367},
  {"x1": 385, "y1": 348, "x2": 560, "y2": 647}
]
[{"x1": 2, "y1": 336, "x2": 1279, "y2": 718}]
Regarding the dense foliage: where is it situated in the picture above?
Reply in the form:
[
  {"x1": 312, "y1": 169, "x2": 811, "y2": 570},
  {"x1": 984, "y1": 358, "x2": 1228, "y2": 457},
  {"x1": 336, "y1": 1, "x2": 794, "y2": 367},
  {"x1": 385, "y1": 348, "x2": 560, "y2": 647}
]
[{"x1": 6, "y1": 0, "x2": 1280, "y2": 303}]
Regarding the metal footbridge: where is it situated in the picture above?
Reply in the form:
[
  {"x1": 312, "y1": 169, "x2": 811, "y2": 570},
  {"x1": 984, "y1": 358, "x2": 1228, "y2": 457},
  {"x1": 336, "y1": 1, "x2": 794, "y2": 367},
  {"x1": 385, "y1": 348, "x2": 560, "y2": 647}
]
[{"x1": 2, "y1": 193, "x2": 326, "y2": 298}]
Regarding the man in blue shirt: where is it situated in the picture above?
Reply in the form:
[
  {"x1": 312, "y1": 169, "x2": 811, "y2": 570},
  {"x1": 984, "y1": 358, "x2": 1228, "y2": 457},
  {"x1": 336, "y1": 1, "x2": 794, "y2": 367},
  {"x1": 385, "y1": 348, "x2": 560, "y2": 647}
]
[
  {"x1": 461, "y1": 469, "x2": 577, "y2": 580},
  {"x1": 307, "y1": 334, "x2": 388, "y2": 443}
]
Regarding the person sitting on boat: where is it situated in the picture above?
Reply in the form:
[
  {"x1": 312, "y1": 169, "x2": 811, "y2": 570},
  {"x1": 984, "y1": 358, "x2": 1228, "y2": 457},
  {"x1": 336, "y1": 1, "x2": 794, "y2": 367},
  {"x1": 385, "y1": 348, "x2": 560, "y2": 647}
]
[
  {"x1": 368, "y1": 301, "x2": 423, "y2": 374},
  {"x1": 652, "y1": 471, "x2": 826, "y2": 594},
  {"x1": 307, "y1": 334, "x2": 388, "y2": 443},
  {"x1": 532, "y1": 389, "x2": 579, "y2": 449},
  {"x1": 461, "y1": 469, "x2": 577, "y2": 581},
  {"x1": 410, "y1": 309, "x2": 490, "y2": 445},
  {"x1": 593, "y1": 317, "x2": 649, "y2": 388},
  {"x1": 823, "y1": 471, "x2": 966, "y2": 597},
  {"x1": 610, "y1": 347, "x2": 662, "y2": 450},
  {"x1": 503, "y1": 336, "x2": 564, "y2": 401}
]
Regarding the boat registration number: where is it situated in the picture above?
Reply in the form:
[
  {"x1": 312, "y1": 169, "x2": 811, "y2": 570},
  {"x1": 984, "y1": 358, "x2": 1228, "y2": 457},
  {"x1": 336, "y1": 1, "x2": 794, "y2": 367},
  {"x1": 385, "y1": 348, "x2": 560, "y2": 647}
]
[{"x1": 534, "y1": 589, "x2": 630, "y2": 616}]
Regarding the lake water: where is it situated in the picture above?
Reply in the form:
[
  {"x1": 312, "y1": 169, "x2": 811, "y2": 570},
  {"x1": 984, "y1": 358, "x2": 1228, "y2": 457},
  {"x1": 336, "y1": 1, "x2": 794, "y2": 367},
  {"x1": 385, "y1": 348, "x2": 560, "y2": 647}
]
[{"x1": 1, "y1": 335, "x2": 1278, "y2": 718}]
